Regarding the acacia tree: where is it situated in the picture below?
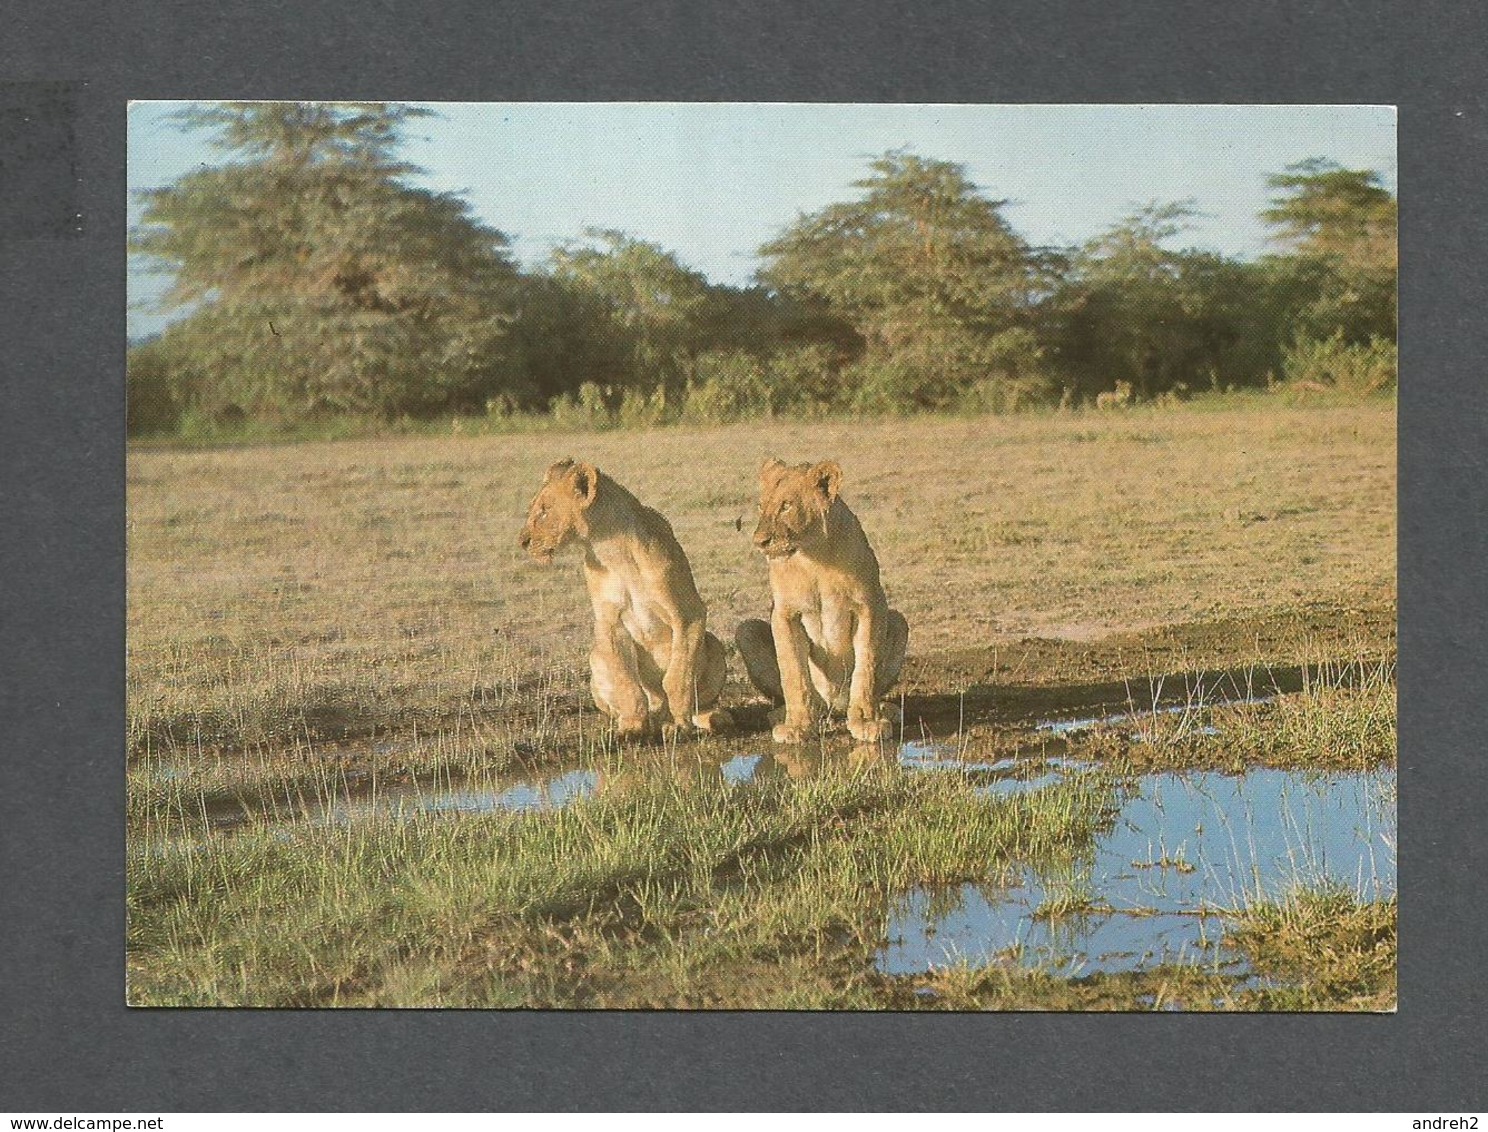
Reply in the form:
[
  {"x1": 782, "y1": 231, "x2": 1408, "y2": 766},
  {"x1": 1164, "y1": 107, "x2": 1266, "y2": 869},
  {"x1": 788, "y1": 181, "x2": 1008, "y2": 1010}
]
[
  {"x1": 503, "y1": 273, "x2": 634, "y2": 412},
  {"x1": 130, "y1": 102, "x2": 525, "y2": 424},
  {"x1": 546, "y1": 229, "x2": 715, "y2": 406},
  {"x1": 1051, "y1": 200, "x2": 1303, "y2": 400},
  {"x1": 1056, "y1": 202, "x2": 1209, "y2": 399},
  {"x1": 758, "y1": 150, "x2": 1051, "y2": 410},
  {"x1": 1262, "y1": 158, "x2": 1397, "y2": 344}
]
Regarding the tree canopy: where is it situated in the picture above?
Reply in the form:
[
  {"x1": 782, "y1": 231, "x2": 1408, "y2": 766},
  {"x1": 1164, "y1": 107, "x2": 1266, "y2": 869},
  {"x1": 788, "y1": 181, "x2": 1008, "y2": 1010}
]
[
  {"x1": 126, "y1": 122, "x2": 1397, "y2": 437},
  {"x1": 1052, "y1": 202, "x2": 1263, "y2": 399},
  {"x1": 1263, "y1": 159, "x2": 1397, "y2": 343},
  {"x1": 131, "y1": 102, "x2": 524, "y2": 422},
  {"x1": 549, "y1": 230, "x2": 713, "y2": 404},
  {"x1": 759, "y1": 151, "x2": 1051, "y2": 408}
]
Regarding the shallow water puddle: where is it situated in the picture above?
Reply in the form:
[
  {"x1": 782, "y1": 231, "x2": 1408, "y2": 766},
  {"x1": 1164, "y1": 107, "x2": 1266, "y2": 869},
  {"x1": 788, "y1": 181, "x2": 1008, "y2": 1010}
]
[
  {"x1": 897, "y1": 741, "x2": 1091, "y2": 797},
  {"x1": 719, "y1": 754, "x2": 764, "y2": 784},
  {"x1": 898, "y1": 741, "x2": 1025, "y2": 774},
  {"x1": 1033, "y1": 695, "x2": 1272, "y2": 739},
  {"x1": 328, "y1": 753, "x2": 772, "y2": 821},
  {"x1": 326, "y1": 768, "x2": 601, "y2": 821},
  {"x1": 878, "y1": 767, "x2": 1395, "y2": 979}
]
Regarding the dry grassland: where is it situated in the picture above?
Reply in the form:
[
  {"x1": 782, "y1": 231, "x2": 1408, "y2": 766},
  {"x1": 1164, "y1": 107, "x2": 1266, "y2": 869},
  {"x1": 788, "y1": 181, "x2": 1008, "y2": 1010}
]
[
  {"x1": 125, "y1": 401, "x2": 1397, "y2": 1009},
  {"x1": 128, "y1": 403, "x2": 1395, "y2": 761}
]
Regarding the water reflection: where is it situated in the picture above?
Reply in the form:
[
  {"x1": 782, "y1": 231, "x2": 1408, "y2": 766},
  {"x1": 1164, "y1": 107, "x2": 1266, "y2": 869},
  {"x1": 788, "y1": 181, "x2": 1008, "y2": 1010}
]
[
  {"x1": 289, "y1": 741, "x2": 873, "y2": 824},
  {"x1": 897, "y1": 740, "x2": 1094, "y2": 797},
  {"x1": 719, "y1": 754, "x2": 763, "y2": 784}
]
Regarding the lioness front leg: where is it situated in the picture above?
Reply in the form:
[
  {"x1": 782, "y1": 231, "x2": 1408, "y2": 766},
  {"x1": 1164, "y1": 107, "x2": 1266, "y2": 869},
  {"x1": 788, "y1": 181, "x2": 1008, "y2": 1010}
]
[
  {"x1": 876, "y1": 610, "x2": 909, "y2": 699},
  {"x1": 689, "y1": 632, "x2": 732, "y2": 734},
  {"x1": 846, "y1": 609, "x2": 893, "y2": 742},
  {"x1": 590, "y1": 624, "x2": 650, "y2": 739},
  {"x1": 660, "y1": 616, "x2": 708, "y2": 739},
  {"x1": 771, "y1": 609, "x2": 817, "y2": 744}
]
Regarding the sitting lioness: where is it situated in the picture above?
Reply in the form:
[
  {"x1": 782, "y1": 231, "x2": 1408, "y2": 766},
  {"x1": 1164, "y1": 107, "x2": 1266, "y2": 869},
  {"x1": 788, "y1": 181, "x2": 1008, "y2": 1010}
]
[
  {"x1": 736, "y1": 458, "x2": 908, "y2": 744},
  {"x1": 519, "y1": 458, "x2": 730, "y2": 738}
]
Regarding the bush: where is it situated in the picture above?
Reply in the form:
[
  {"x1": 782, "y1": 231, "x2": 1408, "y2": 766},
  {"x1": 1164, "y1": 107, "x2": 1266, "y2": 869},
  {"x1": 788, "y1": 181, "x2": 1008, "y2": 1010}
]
[
  {"x1": 955, "y1": 374, "x2": 1057, "y2": 415},
  {"x1": 126, "y1": 340, "x2": 186, "y2": 436},
  {"x1": 1282, "y1": 333, "x2": 1397, "y2": 395},
  {"x1": 549, "y1": 382, "x2": 616, "y2": 431},
  {"x1": 764, "y1": 344, "x2": 852, "y2": 413},
  {"x1": 616, "y1": 385, "x2": 669, "y2": 429},
  {"x1": 680, "y1": 351, "x2": 775, "y2": 423},
  {"x1": 846, "y1": 327, "x2": 1056, "y2": 414}
]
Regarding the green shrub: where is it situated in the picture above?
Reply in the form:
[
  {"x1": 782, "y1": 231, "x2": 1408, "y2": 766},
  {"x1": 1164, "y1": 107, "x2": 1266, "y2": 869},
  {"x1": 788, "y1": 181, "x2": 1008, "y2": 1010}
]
[
  {"x1": 616, "y1": 385, "x2": 669, "y2": 429},
  {"x1": 126, "y1": 340, "x2": 186, "y2": 436},
  {"x1": 1282, "y1": 332, "x2": 1397, "y2": 395},
  {"x1": 680, "y1": 351, "x2": 776, "y2": 423},
  {"x1": 549, "y1": 382, "x2": 615, "y2": 431},
  {"x1": 764, "y1": 344, "x2": 852, "y2": 413},
  {"x1": 955, "y1": 373, "x2": 1059, "y2": 414},
  {"x1": 847, "y1": 328, "x2": 1056, "y2": 414}
]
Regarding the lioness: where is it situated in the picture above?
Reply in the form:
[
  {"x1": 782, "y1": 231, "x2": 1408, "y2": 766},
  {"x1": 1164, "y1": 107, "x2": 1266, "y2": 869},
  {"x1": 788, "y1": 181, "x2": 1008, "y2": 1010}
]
[
  {"x1": 519, "y1": 458, "x2": 730, "y2": 738},
  {"x1": 1096, "y1": 379, "x2": 1134, "y2": 409},
  {"x1": 736, "y1": 458, "x2": 909, "y2": 744}
]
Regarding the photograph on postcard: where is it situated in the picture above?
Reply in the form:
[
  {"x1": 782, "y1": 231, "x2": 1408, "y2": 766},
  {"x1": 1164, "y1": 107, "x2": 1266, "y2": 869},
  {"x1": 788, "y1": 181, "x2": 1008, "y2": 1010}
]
[{"x1": 126, "y1": 102, "x2": 1396, "y2": 1009}]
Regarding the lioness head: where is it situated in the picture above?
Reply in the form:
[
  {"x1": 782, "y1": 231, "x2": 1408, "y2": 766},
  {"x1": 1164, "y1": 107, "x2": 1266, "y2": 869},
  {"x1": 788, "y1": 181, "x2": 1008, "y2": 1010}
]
[
  {"x1": 519, "y1": 458, "x2": 600, "y2": 563},
  {"x1": 752, "y1": 458, "x2": 842, "y2": 559}
]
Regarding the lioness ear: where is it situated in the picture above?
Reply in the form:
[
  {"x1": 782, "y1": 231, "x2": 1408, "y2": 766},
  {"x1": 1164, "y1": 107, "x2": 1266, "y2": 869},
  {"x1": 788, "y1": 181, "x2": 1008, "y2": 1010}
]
[
  {"x1": 759, "y1": 457, "x2": 788, "y2": 486},
  {"x1": 814, "y1": 460, "x2": 842, "y2": 503},
  {"x1": 544, "y1": 457, "x2": 576, "y2": 483},
  {"x1": 569, "y1": 460, "x2": 600, "y2": 508}
]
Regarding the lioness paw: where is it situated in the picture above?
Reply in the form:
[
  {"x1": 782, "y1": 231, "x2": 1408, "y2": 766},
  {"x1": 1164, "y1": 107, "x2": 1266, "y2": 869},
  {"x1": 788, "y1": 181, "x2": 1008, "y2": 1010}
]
[
  {"x1": 772, "y1": 721, "x2": 812, "y2": 745},
  {"x1": 692, "y1": 708, "x2": 733, "y2": 734},
  {"x1": 847, "y1": 715, "x2": 893, "y2": 743},
  {"x1": 616, "y1": 716, "x2": 650, "y2": 741}
]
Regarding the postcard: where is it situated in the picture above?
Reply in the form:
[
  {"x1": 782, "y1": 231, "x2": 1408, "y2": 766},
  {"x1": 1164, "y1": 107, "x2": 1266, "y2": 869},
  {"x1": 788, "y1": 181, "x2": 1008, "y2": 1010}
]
[{"x1": 126, "y1": 101, "x2": 1396, "y2": 1010}]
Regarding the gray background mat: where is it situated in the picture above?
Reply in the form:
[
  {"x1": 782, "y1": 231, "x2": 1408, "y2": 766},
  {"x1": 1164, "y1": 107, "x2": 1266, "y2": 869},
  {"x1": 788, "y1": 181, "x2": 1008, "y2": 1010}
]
[{"x1": 1, "y1": 0, "x2": 1482, "y2": 1112}]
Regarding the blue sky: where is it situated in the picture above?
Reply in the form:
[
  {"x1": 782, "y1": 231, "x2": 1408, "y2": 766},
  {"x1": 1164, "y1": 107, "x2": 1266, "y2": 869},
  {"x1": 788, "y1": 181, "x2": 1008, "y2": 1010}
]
[{"x1": 127, "y1": 102, "x2": 1396, "y2": 338}]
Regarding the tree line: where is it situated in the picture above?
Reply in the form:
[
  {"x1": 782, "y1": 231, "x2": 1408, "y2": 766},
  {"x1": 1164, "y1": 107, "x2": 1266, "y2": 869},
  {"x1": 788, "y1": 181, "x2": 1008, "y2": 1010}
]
[{"x1": 127, "y1": 103, "x2": 1397, "y2": 436}]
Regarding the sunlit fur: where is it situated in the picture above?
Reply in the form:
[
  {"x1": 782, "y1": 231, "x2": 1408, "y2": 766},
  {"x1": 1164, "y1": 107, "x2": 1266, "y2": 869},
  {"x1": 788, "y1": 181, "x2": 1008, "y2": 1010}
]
[
  {"x1": 520, "y1": 458, "x2": 730, "y2": 737},
  {"x1": 738, "y1": 458, "x2": 908, "y2": 743}
]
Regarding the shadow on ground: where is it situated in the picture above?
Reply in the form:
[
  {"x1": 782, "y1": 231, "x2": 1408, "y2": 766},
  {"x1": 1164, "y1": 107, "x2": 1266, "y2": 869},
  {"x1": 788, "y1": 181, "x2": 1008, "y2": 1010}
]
[{"x1": 895, "y1": 603, "x2": 1394, "y2": 735}]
